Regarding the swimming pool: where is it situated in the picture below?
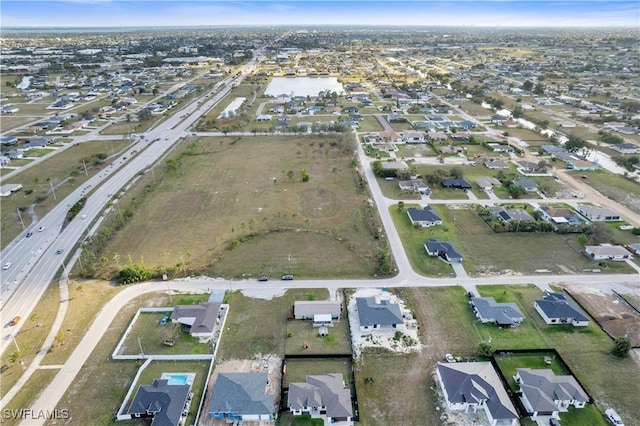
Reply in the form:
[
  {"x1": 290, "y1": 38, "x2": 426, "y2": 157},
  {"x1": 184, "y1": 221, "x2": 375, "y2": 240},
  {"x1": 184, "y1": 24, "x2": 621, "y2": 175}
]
[{"x1": 164, "y1": 374, "x2": 188, "y2": 386}]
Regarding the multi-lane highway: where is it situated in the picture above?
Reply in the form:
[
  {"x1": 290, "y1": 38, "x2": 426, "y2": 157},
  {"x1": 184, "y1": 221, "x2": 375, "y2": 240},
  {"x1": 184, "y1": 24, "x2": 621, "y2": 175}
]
[{"x1": 0, "y1": 52, "x2": 264, "y2": 355}]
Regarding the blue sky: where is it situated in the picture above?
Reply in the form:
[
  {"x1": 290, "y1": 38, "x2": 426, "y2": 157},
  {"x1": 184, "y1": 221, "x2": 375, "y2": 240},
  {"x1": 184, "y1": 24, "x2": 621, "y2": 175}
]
[{"x1": 2, "y1": 1, "x2": 639, "y2": 28}]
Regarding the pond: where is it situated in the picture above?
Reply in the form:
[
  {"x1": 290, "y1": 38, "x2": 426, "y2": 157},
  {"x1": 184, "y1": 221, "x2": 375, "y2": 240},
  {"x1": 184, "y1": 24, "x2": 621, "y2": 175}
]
[{"x1": 264, "y1": 77, "x2": 344, "y2": 98}]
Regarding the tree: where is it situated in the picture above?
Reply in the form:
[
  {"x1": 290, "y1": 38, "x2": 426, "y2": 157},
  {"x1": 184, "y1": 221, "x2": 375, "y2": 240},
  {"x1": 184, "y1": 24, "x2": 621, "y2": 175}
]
[
  {"x1": 397, "y1": 201, "x2": 405, "y2": 211},
  {"x1": 534, "y1": 82, "x2": 545, "y2": 95},
  {"x1": 585, "y1": 222, "x2": 612, "y2": 245},
  {"x1": 565, "y1": 135, "x2": 586, "y2": 153},
  {"x1": 612, "y1": 336, "x2": 630, "y2": 358},
  {"x1": 522, "y1": 80, "x2": 534, "y2": 91},
  {"x1": 507, "y1": 185, "x2": 526, "y2": 199},
  {"x1": 512, "y1": 106, "x2": 524, "y2": 119},
  {"x1": 449, "y1": 166, "x2": 464, "y2": 179},
  {"x1": 300, "y1": 169, "x2": 310, "y2": 182},
  {"x1": 478, "y1": 341, "x2": 493, "y2": 359}
]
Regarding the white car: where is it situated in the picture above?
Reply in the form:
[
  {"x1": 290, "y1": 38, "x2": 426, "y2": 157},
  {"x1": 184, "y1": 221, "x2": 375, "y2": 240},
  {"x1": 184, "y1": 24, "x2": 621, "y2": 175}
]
[
  {"x1": 605, "y1": 408, "x2": 624, "y2": 426},
  {"x1": 81, "y1": 214, "x2": 87, "y2": 220},
  {"x1": 38, "y1": 225, "x2": 45, "y2": 232},
  {"x1": 2, "y1": 262, "x2": 11, "y2": 270}
]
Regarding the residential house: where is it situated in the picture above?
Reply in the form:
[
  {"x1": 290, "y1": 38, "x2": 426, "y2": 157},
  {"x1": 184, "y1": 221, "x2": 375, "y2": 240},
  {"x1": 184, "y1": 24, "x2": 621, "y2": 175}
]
[
  {"x1": 424, "y1": 239, "x2": 464, "y2": 263},
  {"x1": 514, "y1": 368, "x2": 589, "y2": 420},
  {"x1": 488, "y1": 206, "x2": 535, "y2": 224},
  {"x1": 428, "y1": 131, "x2": 448, "y2": 142},
  {"x1": 488, "y1": 143, "x2": 514, "y2": 153},
  {"x1": 1, "y1": 136, "x2": 18, "y2": 146},
  {"x1": 127, "y1": 379, "x2": 190, "y2": 426},
  {"x1": 476, "y1": 177, "x2": 502, "y2": 191},
  {"x1": 484, "y1": 159, "x2": 509, "y2": 169},
  {"x1": 208, "y1": 373, "x2": 276, "y2": 421},
  {"x1": 407, "y1": 206, "x2": 443, "y2": 227},
  {"x1": 355, "y1": 296, "x2": 404, "y2": 332},
  {"x1": 469, "y1": 297, "x2": 524, "y2": 328},
  {"x1": 584, "y1": 245, "x2": 633, "y2": 261},
  {"x1": 0, "y1": 184, "x2": 23, "y2": 197},
  {"x1": 577, "y1": 205, "x2": 622, "y2": 222},
  {"x1": 539, "y1": 207, "x2": 585, "y2": 226},
  {"x1": 402, "y1": 131, "x2": 426, "y2": 144},
  {"x1": 439, "y1": 145, "x2": 464, "y2": 155},
  {"x1": 511, "y1": 177, "x2": 538, "y2": 192},
  {"x1": 441, "y1": 178, "x2": 472, "y2": 190},
  {"x1": 534, "y1": 292, "x2": 589, "y2": 326},
  {"x1": 490, "y1": 115, "x2": 508, "y2": 124},
  {"x1": 288, "y1": 374, "x2": 353, "y2": 425},
  {"x1": 625, "y1": 243, "x2": 640, "y2": 255},
  {"x1": 294, "y1": 301, "x2": 342, "y2": 326},
  {"x1": 610, "y1": 143, "x2": 639, "y2": 154},
  {"x1": 256, "y1": 114, "x2": 273, "y2": 122},
  {"x1": 398, "y1": 179, "x2": 430, "y2": 194},
  {"x1": 436, "y1": 362, "x2": 519, "y2": 426},
  {"x1": 541, "y1": 145, "x2": 568, "y2": 157},
  {"x1": 170, "y1": 302, "x2": 222, "y2": 342},
  {"x1": 516, "y1": 161, "x2": 540, "y2": 173}
]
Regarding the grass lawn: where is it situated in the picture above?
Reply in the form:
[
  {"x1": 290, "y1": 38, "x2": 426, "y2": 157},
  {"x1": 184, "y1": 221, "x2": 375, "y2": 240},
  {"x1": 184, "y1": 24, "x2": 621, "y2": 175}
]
[
  {"x1": 1, "y1": 139, "x2": 131, "y2": 248},
  {"x1": 389, "y1": 204, "x2": 459, "y2": 277},
  {"x1": 357, "y1": 115, "x2": 385, "y2": 133},
  {"x1": 127, "y1": 360, "x2": 211, "y2": 426},
  {"x1": 277, "y1": 413, "x2": 324, "y2": 426},
  {"x1": 0, "y1": 282, "x2": 58, "y2": 399},
  {"x1": 285, "y1": 315, "x2": 351, "y2": 355},
  {"x1": 578, "y1": 170, "x2": 640, "y2": 215},
  {"x1": 23, "y1": 148, "x2": 55, "y2": 157},
  {"x1": 94, "y1": 135, "x2": 388, "y2": 280},
  {"x1": 376, "y1": 178, "x2": 421, "y2": 200},
  {"x1": 282, "y1": 358, "x2": 353, "y2": 387},
  {"x1": 119, "y1": 312, "x2": 212, "y2": 356},
  {"x1": 396, "y1": 143, "x2": 438, "y2": 158},
  {"x1": 100, "y1": 119, "x2": 156, "y2": 136},
  {"x1": 437, "y1": 207, "x2": 598, "y2": 275},
  {"x1": 0, "y1": 370, "x2": 59, "y2": 426},
  {"x1": 217, "y1": 289, "x2": 329, "y2": 360}
]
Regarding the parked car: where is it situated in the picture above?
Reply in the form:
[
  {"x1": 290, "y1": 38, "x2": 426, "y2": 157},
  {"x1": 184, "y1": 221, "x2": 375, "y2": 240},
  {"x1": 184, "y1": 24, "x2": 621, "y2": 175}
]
[
  {"x1": 38, "y1": 225, "x2": 45, "y2": 232},
  {"x1": 257, "y1": 276, "x2": 269, "y2": 282},
  {"x1": 445, "y1": 353, "x2": 455, "y2": 363},
  {"x1": 9, "y1": 316, "x2": 21, "y2": 326},
  {"x1": 281, "y1": 274, "x2": 294, "y2": 281},
  {"x1": 2, "y1": 262, "x2": 11, "y2": 270},
  {"x1": 160, "y1": 315, "x2": 169, "y2": 326},
  {"x1": 605, "y1": 408, "x2": 624, "y2": 426}
]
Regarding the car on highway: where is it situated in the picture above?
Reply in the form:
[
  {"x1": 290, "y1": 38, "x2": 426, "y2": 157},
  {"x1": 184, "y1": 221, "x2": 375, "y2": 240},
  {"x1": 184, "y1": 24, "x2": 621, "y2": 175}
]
[
  {"x1": 55, "y1": 249, "x2": 64, "y2": 255},
  {"x1": 26, "y1": 232, "x2": 33, "y2": 238},
  {"x1": 281, "y1": 274, "x2": 294, "y2": 280},
  {"x1": 9, "y1": 316, "x2": 21, "y2": 326},
  {"x1": 258, "y1": 276, "x2": 269, "y2": 282},
  {"x1": 81, "y1": 214, "x2": 87, "y2": 220},
  {"x1": 38, "y1": 225, "x2": 45, "y2": 232},
  {"x1": 2, "y1": 262, "x2": 11, "y2": 270}
]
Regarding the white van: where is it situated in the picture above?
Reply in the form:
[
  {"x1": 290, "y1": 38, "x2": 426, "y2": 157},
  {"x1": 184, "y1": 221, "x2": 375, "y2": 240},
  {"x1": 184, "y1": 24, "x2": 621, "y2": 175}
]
[{"x1": 605, "y1": 408, "x2": 624, "y2": 426}]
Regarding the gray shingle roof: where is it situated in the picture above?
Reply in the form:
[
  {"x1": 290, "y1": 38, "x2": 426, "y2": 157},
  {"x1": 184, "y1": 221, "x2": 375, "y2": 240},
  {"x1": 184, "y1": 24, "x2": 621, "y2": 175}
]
[
  {"x1": 424, "y1": 239, "x2": 464, "y2": 262},
  {"x1": 437, "y1": 362, "x2": 518, "y2": 421},
  {"x1": 288, "y1": 374, "x2": 353, "y2": 418},
  {"x1": 208, "y1": 372, "x2": 275, "y2": 416},
  {"x1": 294, "y1": 301, "x2": 341, "y2": 317},
  {"x1": 407, "y1": 206, "x2": 442, "y2": 223},
  {"x1": 535, "y1": 292, "x2": 588, "y2": 323},
  {"x1": 170, "y1": 302, "x2": 221, "y2": 335},
  {"x1": 127, "y1": 379, "x2": 190, "y2": 426},
  {"x1": 516, "y1": 368, "x2": 589, "y2": 412},
  {"x1": 470, "y1": 297, "x2": 524, "y2": 326},
  {"x1": 356, "y1": 297, "x2": 403, "y2": 327}
]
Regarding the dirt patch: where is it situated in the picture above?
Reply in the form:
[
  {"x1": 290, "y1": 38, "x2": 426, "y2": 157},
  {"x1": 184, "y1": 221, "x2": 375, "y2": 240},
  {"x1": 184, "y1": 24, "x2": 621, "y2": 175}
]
[{"x1": 560, "y1": 284, "x2": 640, "y2": 347}]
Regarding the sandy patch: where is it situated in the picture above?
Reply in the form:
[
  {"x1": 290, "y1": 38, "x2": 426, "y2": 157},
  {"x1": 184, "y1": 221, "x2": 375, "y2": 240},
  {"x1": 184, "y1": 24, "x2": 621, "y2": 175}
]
[{"x1": 241, "y1": 287, "x2": 288, "y2": 300}]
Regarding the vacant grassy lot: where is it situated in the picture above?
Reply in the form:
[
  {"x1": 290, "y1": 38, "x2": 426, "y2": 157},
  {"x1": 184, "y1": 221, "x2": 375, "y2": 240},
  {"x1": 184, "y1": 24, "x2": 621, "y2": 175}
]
[
  {"x1": 389, "y1": 204, "x2": 460, "y2": 277},
  {"x1": 282, "y1": 358, "x2": 353, "y2": 387},
  {"x1": 119, "y1": 312, "x2": 212, "y2": 356},
  {"x1": 1, "y1": 139, "x2": 130, "y2": 248},
  {"x1": 357, "y1": 116, "x2": 385, "y2": 133},
  {"x1": 396, "y1": 143, "x2": 438, "y2": 158},
  {"x1": 127, "y1": 360, "x2": 211, "y2": 426},
  {"x1": 580, "y1": 170, "x2": 640, "y2": 214},
  {"x1": 217, "y1": 289, "x2": 329, "y2": 361},
  {"x1": 376, "y1": 178, "x2": 421, "y2": 200},
  {"x1": 438, "y1": 206, "x2": 597, "y2": 275},
  {"x1": 0, "y1": 369, "x2": 59, "y2": 426},
  {"x1": 96, "y1": 135, "x2": 388, "y2": 279},
  {"x1": 285, "y1": 316, "x2": 351, "y2": 356}
]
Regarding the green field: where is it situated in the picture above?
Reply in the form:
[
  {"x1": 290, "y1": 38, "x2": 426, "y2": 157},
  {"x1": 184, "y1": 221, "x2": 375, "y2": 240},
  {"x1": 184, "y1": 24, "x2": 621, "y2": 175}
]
[
  {"x1": 93, "y1": 134, "x2": 389, "y2": 279},
  {"x1": 0, "y1": 139, "x2": 131, "y2": 248},
  {"x1": 285, "y1": 312, "x2": 352, "y2": 355}
]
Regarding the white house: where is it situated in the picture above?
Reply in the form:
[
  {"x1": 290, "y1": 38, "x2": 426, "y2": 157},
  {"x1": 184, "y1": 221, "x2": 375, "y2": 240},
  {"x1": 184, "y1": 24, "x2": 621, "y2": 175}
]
[
  {"x1": 407, "y1": 206, "x2": 442, "y2": 227},
  {"x1": 577, "y1": 205, "x2": 622, "y2": 222},
  {"x1": 584, "y1": 245, "x2": 633, "y2": 261},
  {"x1": 534, "y1": 292, "x2": 589, "y2": 327}
]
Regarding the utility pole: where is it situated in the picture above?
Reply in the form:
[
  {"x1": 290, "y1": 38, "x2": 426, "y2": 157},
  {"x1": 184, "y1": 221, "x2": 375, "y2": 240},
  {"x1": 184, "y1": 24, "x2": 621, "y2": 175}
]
[
  {"x1": 138, "y1": 336, "x2": 145, "y2": 358},
  {"x1": 16, "y1": 208, "x2": 25, "y2": 229},
  {"x1": 13, "y1": 335, "x2": 20, "y2": 352},
  {"x1": 49, "y1": 180, "x2": 57, "y2": 200},
  {"x1": 150, "y1": 167, "x2": 156, "y2": 184},
  {"x1": 82, "y1": 160, "x2": 88, "y2": 176}
]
